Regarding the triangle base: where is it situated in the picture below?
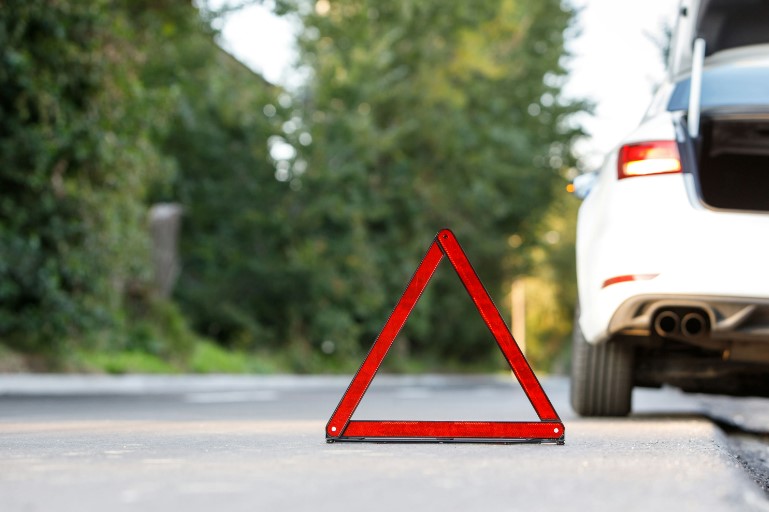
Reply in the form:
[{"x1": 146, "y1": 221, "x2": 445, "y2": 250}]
[{"x1": 327, "y1": 420, "x2": 565, "y2": 444}]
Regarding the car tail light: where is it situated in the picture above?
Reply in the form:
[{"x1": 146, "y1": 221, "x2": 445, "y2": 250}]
[{"x1": 617, "y1": 141, "x2": 681, "y2": 180}]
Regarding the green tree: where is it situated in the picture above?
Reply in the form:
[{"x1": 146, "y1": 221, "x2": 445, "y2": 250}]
[
  {"x1": 272, "y1": 0, "x2": 584, "y2": 366},
  {"x1": 155, "y1": 40, "x2": 291, "y2": 351},
  {"x1": 0, "y1": 0, "x2": 173, "y2": 355},
  {"x1": 0, "y1": 0, "x2": 585, "y2": 372}
]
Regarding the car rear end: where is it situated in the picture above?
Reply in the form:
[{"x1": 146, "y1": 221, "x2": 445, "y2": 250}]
[{"x1": 572, "y1": 35, "x2": 769, "y2": 415}]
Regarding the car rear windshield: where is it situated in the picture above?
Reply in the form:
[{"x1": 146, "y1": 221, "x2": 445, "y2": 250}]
[{"x1": 667, "y1": 66, "x2": 769, "y2": 111}]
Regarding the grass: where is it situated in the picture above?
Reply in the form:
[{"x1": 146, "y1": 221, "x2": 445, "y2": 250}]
[
  {"x1": 189, "y1": 341, "x2": 285, "y2": 374},
  {"x1": 64, "y1": 342, "x2": 291, "y2": 374},
  {"x1": 0, "y1": 340, "x2": 535, "y2": 374},
  {"x1": 0, "y1": 337, "x2": 541, "y2": 375},
  {"x1": 76, "y1": 350, "x2": 178, "y2": 374}
]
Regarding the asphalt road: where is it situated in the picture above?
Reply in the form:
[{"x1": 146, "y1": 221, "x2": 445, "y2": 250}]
[{"x1": 2, "y1": 374, "x2": 769, "y2": 512}]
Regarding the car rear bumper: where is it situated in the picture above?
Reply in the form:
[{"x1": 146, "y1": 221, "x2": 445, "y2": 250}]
[
  {"x1": 609, "y1": 293, "x2": 769, "y2": 341},
  {"x1": 578, "y1": 175, "x2": 769, "y2": 345}
]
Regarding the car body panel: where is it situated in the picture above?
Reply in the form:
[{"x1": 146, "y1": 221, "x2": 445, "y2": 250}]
[
  {"x1": 572, "y1": 0, "x2": 769, "y2": 414},
  {"x1": 576, "y1": 75, "x2": 769, "y2": 345}
]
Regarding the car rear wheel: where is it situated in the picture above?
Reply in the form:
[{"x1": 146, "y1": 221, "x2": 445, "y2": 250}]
[{"x1": 570, "y1": 312, "x2": 634, "y2": 417}]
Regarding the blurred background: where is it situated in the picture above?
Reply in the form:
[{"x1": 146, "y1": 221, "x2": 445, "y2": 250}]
[{"x1": 0, "y1": 0, "x2": 673, "y2": 375}]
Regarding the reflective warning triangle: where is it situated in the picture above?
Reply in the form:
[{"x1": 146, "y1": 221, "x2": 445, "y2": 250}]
[{"x1": 326, "y1": 229, "x2": 564, "y2": 444}]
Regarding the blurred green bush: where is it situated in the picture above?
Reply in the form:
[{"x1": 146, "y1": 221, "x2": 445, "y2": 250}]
[{"x1": 0, "y1": 0, "x2": 584, "y2": 372}]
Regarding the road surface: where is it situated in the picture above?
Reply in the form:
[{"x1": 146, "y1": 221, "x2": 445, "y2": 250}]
[{"x1": 1, "y1": 374, "x2": 769, "y2": 511}]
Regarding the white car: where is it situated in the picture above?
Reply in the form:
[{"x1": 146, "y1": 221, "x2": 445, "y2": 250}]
[{"x1": 571, "y1": 0, "x2": 769, "y2": 416}]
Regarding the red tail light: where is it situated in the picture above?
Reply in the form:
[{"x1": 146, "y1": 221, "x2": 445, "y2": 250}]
[{"x1": 618, "y1": 141, "x2": 681, "y2": 180}]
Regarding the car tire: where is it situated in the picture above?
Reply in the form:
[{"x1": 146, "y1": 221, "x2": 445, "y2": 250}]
[{"x1": 570, "y1": 311, "x2": 634, "y2": 417}]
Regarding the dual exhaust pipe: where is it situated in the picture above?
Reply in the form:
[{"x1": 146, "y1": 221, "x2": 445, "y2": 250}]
[{"x1": 653, "y1": 309, "x2": 709, "y2": 338}]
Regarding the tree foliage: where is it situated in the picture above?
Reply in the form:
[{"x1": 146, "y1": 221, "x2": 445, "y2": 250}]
[
  {"x1": 266, "y1": 0, "x2": 584, "y2": 365},
  {"x1": 150, "y1": 21, "x2": 290, "y2": 350},
  {"x1": 0, "y1": 0, "x2": 173, "y2": 352},
  {"x1": 1, "y1": 0, "x2": 585, "y2": 371}
]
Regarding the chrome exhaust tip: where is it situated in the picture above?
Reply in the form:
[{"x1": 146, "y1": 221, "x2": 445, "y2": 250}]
[
  {"x1": 681, "y1": 312, "x2": 707, "y2": 337},
  {"x1": 654, "y1": 311, "x2": 680, "y2": 337}
]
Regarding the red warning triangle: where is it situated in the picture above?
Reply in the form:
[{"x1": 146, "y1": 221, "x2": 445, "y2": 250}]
[{"x1": 326, "y1": 229, "x2": 564, "y2": 444}]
